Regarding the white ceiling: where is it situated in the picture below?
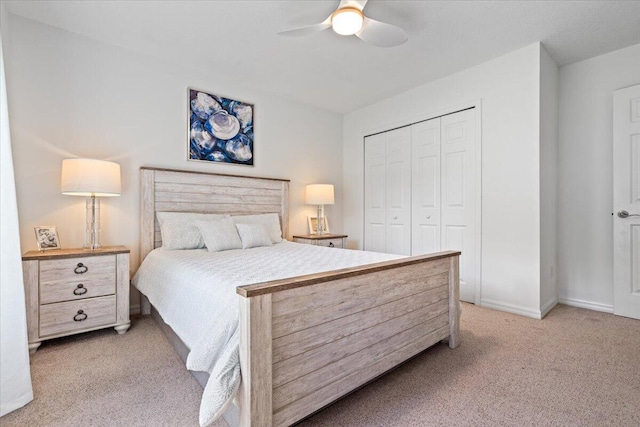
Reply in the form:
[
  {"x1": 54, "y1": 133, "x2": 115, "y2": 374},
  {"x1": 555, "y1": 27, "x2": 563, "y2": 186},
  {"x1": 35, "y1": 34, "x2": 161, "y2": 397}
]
[{"x1": 5, "y1": 0, "x2": 640, "y2": 114}]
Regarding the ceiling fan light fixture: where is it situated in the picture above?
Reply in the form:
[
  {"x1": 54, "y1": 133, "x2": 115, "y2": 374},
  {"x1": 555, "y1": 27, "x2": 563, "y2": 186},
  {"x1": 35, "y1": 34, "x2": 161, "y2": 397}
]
[{"x1": 331, "y1": 7, "x2": 364, "y2": 36}]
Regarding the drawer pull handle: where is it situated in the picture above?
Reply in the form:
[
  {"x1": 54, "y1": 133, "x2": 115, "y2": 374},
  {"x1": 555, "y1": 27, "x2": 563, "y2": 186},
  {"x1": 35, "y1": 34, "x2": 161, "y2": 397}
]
[
  {"x1": 329, "y1": 242, "x2": 334, "y2": 247},
  {"x1": 73, "y1": 284, "x2": 87, "y2": 295},
  {"x1": 73, "y1": 310, "x2": 87, "y2": 322},
  {"x1": 74, "y1": 263, "x2": 88, "y2": 274}
]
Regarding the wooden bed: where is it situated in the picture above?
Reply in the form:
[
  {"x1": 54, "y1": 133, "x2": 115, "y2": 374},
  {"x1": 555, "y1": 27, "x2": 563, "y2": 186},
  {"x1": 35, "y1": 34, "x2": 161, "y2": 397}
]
[{"x1": 138, "y1": 166, "x2": 461, "y2": 427}]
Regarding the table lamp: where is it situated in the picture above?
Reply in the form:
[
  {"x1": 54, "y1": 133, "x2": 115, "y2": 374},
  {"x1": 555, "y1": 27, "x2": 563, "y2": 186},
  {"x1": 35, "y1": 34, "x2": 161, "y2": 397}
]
[
  {"x1": 61, "y1": 158, "x2": 121, "y2": 250},
  {"x1": 305, "y1": 184, "x2": 334, "y2": 235}
]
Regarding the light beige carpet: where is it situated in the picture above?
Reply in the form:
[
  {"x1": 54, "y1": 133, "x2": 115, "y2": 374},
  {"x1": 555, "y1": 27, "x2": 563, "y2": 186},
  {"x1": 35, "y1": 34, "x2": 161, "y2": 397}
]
[{"x1": 2, "y1": 303, "x2": 639, "y2": 426}]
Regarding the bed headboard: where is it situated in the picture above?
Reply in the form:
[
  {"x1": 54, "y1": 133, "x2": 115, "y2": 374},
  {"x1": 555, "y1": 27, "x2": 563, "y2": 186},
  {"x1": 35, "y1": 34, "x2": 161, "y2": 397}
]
[{"x1": 140, "y1": 167, "x2": 290, "y2": 262}]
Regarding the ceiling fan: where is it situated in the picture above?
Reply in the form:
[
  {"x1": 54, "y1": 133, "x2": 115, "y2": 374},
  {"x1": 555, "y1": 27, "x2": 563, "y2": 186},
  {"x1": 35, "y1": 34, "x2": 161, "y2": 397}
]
[{"x1": 278, "y1": 0, "x2": 408, "y2": 48}]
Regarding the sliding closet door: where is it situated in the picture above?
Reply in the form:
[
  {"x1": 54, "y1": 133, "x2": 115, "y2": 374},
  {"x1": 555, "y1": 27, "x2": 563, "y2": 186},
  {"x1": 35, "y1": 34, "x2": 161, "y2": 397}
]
[
  {"x1": 411, "y1": 118, "x2": 441, "y2": 255},
  {"x1": 441, "y1": 109, "x2": 477, "y2": 302},
  {"x1": 364, "y1": 127, "x2": 412, "y2": 255}
]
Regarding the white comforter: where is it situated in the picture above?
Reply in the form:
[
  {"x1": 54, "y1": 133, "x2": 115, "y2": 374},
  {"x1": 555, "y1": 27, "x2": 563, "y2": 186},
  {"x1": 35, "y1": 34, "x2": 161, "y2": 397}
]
[{"x1": 132, "y1": 242, "x2": 401, "y2": 426}]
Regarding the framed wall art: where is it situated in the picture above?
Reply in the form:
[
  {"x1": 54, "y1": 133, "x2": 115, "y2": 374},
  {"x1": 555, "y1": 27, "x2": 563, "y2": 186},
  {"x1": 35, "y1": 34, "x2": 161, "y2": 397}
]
[
  {"x1": 34, "y1": 226, "x2": 61, "y2": 251},
  {"x1": 188, "y1": 88, "x2": 254, "y2": 166}
]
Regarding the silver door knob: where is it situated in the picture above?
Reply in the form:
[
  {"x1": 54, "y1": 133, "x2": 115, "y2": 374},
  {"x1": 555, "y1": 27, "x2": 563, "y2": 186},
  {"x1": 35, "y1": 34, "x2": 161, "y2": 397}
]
[
  {"x1": 426, "y1": 215, "x2": 431, "y2": 219},
  {"x1": 393, "y1": 216, "x2": 398, "y2": 220},
  {"x1": 618, "y1": 210, "x2": 640, "y2": 218}
]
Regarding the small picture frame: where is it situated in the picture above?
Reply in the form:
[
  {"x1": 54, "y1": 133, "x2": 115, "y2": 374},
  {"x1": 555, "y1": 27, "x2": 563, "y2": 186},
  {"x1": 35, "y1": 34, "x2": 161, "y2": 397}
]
[
  {"x1": 34, "y1": 226, "x2": 61, "y2": 251},
  {"x1": 308, "y1": 217, "x2": 329, "y2": 235}
]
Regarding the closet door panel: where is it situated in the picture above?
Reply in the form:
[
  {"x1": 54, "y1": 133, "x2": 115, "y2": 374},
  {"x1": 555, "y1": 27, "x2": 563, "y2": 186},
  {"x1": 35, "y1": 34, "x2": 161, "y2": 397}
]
[
  {"x1": 415, "y1": 225, "x2": 438, "y2": 254},
  {"x1": 445, "y1": 152, "x2": 465, "y2": 207},
  {"x1": 441, "y1": 110, "x2": 476, "y2": 302},
  {"x1": 385, "y1": 127, "x2": 412, "y2": 255},
  {"x1": 411, "y1": 118, "x2": 441, "y2": 255},
  {"x1": 364, "y1": 134, "x2": 386, "y2": 252}
]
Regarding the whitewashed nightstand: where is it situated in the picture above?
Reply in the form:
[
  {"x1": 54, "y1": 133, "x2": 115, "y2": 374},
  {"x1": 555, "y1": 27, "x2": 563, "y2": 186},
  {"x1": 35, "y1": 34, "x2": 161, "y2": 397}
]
[
  {"x1": 22, "y1": 246, "x2": 130, "y2": 353},
  {"x1": 292, "y1": 234, "x2": 348, "y2": 248}
]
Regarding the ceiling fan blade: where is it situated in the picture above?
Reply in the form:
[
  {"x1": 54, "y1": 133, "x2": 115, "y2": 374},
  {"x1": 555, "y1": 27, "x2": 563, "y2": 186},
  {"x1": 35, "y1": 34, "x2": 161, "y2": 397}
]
[
  {"x1": 356, "y1": 17, "x2": 408, "y2": 48},
  {"x1": 278, "y1": 17, "x2": 332, "y2": 37},
  {"x1": 337, "y1": 0, "x2": 369, "y2": 12}
]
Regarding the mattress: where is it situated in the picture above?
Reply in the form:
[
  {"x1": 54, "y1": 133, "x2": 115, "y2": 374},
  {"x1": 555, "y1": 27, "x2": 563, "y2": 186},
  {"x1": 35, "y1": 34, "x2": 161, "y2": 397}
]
[{"x1": 132, "y1": 241, "x2": 401, "y2": 426}]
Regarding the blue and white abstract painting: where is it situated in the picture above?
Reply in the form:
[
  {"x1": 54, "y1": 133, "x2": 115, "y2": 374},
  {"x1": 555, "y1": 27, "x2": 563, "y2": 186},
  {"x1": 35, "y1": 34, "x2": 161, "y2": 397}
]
[{"x1": 188, "y1": 88, "x2": 254, "y2": 166}]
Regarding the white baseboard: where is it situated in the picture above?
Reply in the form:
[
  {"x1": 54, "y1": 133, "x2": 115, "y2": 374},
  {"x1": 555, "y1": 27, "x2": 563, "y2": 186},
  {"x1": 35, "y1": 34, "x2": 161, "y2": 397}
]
[
  {"x1": 129, "y1": 304, "x2": 141, "y2": 316},
  {"x1": 540, "y1": 297, "x2": 558, "y2": 318},
  {"x1": 480, "y1": 298, "x2": 542, "y2": 319},
  {"x1": 557, "y1": 297, "x2": 613, "y2": 314}
]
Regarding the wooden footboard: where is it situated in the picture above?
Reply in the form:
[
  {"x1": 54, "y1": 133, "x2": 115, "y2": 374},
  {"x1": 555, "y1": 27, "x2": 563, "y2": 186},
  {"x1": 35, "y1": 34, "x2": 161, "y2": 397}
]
[{"x1": 236, "y1": 250, "x2": 461, "y2": 427}]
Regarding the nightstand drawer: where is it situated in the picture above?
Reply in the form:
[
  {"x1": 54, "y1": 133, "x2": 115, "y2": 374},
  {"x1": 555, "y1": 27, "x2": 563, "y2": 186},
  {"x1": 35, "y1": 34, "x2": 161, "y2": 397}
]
[
  {"x1": 40, "y1": 295, "x2": 117, "y2": 337},
  {"x1": 40, "y1": 255, "x2": 115, "y2": 287},
  {"x1": 292, "y1": 234, "x2": 348, "y2": 249},
  {"x1": 316, "y1": 238, "x2": 344, "y2": 248},
  {"x1": 40, "y1": 278, "x2": 115, "y2": 305}
]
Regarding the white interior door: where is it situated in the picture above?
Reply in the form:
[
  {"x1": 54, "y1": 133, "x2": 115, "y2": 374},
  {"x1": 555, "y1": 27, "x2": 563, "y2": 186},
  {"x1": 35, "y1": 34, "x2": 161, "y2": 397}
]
[
  {"x1": 441, "y1": 109, "x2": 477, "y2": 303},
  {"x1": 613, "y1": 84, "x2": 640, "y2": 320},
  {"x1": 411, "y1": 118, "x2": 441, "y2": 255},
  {"x1": 364, "y1": 133, "x2": 387, "y2": 253}
]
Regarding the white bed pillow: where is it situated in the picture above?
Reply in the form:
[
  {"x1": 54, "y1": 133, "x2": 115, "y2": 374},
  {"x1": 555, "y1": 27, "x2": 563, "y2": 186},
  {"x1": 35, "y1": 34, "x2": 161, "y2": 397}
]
[
  {"x1": 232, "y1": 213, "x2": 284, "y2": 243},
  {"x1": 157, "y1": 212, "x2": 230, "y2": 250},
  {"x1": 235, "y1": 223, "x2": 273, "y2": 249},
  {"x1": 197, "y1": 218, "x2": 242, "y2": 252}
]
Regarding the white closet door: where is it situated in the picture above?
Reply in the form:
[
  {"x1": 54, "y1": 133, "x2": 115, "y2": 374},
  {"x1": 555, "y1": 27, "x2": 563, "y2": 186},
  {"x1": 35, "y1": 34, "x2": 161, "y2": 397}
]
[
  {"x1": 386, "y1": 127, "x2": 412, "y2": 255},
  {"x1": 411, "y1": 118, "x2": 441, "y2": 255},
  {"x1": 441, "y1": 109, "x2": 477, "y2": 302},
  {"x1": 364, "y1": 133, "x2": 387, "y2": 253},
  {"x1": 364, "y1": 127, "x2": 412, "y2": 255}
]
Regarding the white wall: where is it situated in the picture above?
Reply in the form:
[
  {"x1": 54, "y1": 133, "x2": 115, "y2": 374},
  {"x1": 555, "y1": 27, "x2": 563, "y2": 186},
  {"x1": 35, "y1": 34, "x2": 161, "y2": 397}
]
[
  {"x1": 558, "y1": 43, "x2": 640, "y2": 312},
  {"x1": 6, "y1": 15, "x2": 343, "y2": 310},
  {"x1": 539, "y1": 46, "x2": 559, "y2": 315},
  {"x1": 344, "y1": 43, "x2": 544, "y2": 318},
  {"x1": 0, "y1": 1, "x2": 8, "y2": 54}
]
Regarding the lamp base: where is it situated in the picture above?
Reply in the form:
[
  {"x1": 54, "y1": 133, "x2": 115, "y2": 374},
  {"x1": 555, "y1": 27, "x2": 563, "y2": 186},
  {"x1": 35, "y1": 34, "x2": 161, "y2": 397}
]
[
  {"x1": 84, "y1": 196, "x2": 102, "y2": 250},
  {"x1": 317, "y1": 204, "x2": 325, "y2": 236}
]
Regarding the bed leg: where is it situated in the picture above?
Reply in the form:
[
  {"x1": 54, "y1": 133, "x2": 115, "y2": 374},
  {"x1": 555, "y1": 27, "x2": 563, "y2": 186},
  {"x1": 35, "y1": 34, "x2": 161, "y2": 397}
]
[
  {"x1": 238, "y1": 294, "x2": 272, "y2": 426},
  {"x1": 448, "y1": 256, "x2": 461, "y2": 349},
  {"x1": 141, "y1": 294, "x2": 151, "y2": 315}
]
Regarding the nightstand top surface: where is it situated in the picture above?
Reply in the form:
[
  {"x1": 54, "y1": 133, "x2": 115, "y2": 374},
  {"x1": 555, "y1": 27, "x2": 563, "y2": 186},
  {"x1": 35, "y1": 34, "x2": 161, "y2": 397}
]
[
  {"x1": 292, "y1": 234, "x2": 347, "y2": 240},
  {"x1": 22, "y1": 245, "x2": 130, "y2": 260}
]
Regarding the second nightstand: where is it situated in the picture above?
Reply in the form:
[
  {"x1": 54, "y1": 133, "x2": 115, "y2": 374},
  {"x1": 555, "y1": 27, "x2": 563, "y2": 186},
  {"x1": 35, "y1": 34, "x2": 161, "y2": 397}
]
[
  {"x1": 292, "y1": 234, "x2": 347, "y2": 248},
  {"x1": 22, "y1": 246, "x2": 130, "y2": 353}
]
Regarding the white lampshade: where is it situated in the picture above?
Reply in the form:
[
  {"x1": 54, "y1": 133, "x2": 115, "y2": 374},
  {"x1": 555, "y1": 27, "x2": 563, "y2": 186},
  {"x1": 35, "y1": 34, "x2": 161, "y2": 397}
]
[
  {"x1": 306, "y1": 184, "x2": 335, "y2": 205},
  {"x1": 61, "y1": 158, "x2": 121, "y2": 197}
]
